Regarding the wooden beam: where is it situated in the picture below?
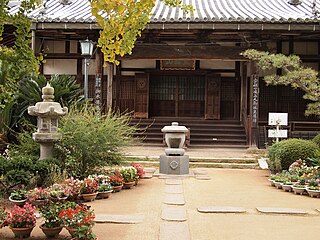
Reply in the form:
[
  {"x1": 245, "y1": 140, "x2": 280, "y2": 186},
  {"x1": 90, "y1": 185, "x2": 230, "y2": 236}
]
[{"x1": 119, "y1": 45, "x2": 257, "y2": 60}]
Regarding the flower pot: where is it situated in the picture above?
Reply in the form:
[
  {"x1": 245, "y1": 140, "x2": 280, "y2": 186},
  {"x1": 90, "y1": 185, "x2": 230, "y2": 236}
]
[
  {"x1": 68, "y1": 193, "x2": 80, "y2": 201},
  {"x1": 306, "y1": 188, "x2": 320, "y2": 198},
  {"x1": 10, "y1": 225, "x2": 35, "y2": 239},
  {"x1": 98, "y1": 190, "x2": 113, "y2": 199},
  {"x1": 282, "y1": 184, "x2": 293, "y2": 192},
  {"x1": 112, "y1": 185, "x2": 123, "y2": 193},
  {"x1": 33, "y1": 199, "x2": 47, "y2": 208},
  {"x1": 66, "y1": 226, "x2": 78, "y2": 237},
  {"x1": 123, "y1": 181, "x2": 135, "y2": 189},
  {"x1": 134, "y1": 178, "x2": 139, "y2": 186},
  {"x1": 81, "y1": 192, "x2": 98, "y2": 202},
  {"x1": 8, "y1": 196, "x2": 27, "y2": 207},
  {"x1": 292, "y1": 186, "x2": 306, "y2": 195},
  {"x1": 274, "y1": 182, "x2": 283, "y2": 189},
  {"x1": 39, "y1": 224, "x2": 63, "y2": 238},
  {"x1": 268, "y1": 179, "x2": 275, "y2": 187}
]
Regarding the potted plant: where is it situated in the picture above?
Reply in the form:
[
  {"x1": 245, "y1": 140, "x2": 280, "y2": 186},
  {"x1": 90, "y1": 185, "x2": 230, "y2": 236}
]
[
  {"x1": 132, "y1": 163, "x2": 145, "y2": 185},
  {"x1": 0, "y1": 205, "x2": 9, "y2": 228},
  {"x1": 64, "y1": 177, "x2": 82, "y2": 201},
  {"x1": 7, "y1": 203, "x2": 36, "y2": 238},
  {"x1": 9, "y1": 189, "x2": 28, "y2": 206},
  {"x1": 46, "y1": 183, "x2": 71, "y2": 202},
  {"x1": 26, "y1": 187, "x2": 50, "y2": 207},
  {"x1": 98, "y1": 181, "x2": 113, "y2": 199},
  {"x1": 109, "y1": 171, "x2": 124, "y2": 192},
  {"x1": 292, "y1": 178, "x2": 306, "y2": 195},
  {"x1": 39, "y1": 202, "x2": 64, "y2": 238},
  {"x1": 120, "y1": 166, "x2": 137, "y2": 189},
  {"x1": 59, "y1": 202, "x2": 96, "y2": 239},
  {"x1": 80, "y1": 177, "x2": 99, "y2": 202},
  {"x1": 306, "y1": 178, "x2": 320, "y2": 198},
  {"x1": 89, "y1": 174, "x2": 110, "y2": 184},
  {"x1": 281, "y1": 179, "x2": 293, "y2": 192}
]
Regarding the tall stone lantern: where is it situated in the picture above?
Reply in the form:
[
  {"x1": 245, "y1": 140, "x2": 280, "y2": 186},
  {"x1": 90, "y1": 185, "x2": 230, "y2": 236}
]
[
  {"x1": 160, "y1": 122, "x2": 189, "y2": 175},
  {"x1": 28, "y1": 83, "x2": 68, "y2": 160}
]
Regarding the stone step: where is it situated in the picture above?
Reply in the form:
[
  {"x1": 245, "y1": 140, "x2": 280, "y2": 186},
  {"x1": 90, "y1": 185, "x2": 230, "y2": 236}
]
[
  {"x1": 125, "y1": 156, "x2": 257, "y2": 164},
  {"x1": 123, "y1": 160, "x2": 259, "y2": 169},
  {"x1": 131, "y1": 118, "x2": 247, "y2": 148}
]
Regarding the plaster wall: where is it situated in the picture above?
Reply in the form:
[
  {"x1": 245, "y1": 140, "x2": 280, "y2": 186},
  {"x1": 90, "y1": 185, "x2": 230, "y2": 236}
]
[
  {"x1": 70, "y1": 40, "x2": 78, "y2": 53},
  {"x1": 121, "y1": 59, "x2": 156, "y2": 68},
  {"x1": 43, "y1": 40, "x2": 65, "y2": 53},
  {"x1": 282, "y1": 41, "x2": 318, "y2": 55},
  {"x1": 44, "y1": 59, "x2": 77, "y2": 75}
]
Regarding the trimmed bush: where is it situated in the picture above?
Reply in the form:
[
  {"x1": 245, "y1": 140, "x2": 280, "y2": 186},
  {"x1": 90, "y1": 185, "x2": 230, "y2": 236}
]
[
  {"x1": 268, "y1": 138, "x2": 319, "y2": 172},
  {"x1": 312, "y1": 133, "x2": 320, "y2": 148}
]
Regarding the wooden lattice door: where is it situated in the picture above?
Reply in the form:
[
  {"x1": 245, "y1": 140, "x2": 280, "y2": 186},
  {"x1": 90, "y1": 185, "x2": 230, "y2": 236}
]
[
  {"x1": 205, "y1": 74, "x2": 221, "y2": 119},
  {"x1": 134, "y1": 73, "x2": 149, "y2": 118},
  {"x1": 149, "y1": 75, "x2": 205, "y2": 117}
]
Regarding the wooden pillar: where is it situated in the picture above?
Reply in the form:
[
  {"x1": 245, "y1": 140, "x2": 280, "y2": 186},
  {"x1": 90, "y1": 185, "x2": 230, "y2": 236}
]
[
  {"x1": 106, "y1": 63, "x2": 114, "y2": 112},
  {"x1": 31, "y1": 30, "x2": 36, "y2": 53},
  {"x1": 95, "y1": 50, "x2": 103, "y2": 110},
  {"x1": 248, "y1": 61, "x2": 259, "y2": 149}
]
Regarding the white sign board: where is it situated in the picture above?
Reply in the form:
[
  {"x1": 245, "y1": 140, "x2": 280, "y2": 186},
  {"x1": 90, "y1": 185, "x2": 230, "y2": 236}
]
[
  {"x1": 268, "y1": 129, "x2": 288, "y2": 138},
  {"x1": 268, "y1": 113, "x2": 288, "y2": 126}
]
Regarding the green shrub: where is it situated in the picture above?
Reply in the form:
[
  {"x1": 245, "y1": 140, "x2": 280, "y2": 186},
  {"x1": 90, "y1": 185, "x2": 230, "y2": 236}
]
[
  {"x1": 312, "y1": 133, "x2": 320, "y2": 148},
  {"x1": 54, "y1": 104, "x2": 138, "y2": 178},
  {"x1": 268, "y1": 138, "x2": 319, "y2": 172}
]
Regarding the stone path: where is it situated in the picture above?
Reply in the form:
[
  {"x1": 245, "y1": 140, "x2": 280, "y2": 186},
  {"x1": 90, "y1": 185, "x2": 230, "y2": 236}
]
[
  {"x1": 197, "y1": 206, "x2": 246, "y2": 213},
  {"x1": 2, "y1": 168, "x2": 320, "y2": 240},
  {"x1": 160, "y1": 177, "x2": 190, "y2": 240}
]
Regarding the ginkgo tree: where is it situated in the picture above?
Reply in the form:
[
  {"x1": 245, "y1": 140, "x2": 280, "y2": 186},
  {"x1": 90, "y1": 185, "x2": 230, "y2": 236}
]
[{"x1": 90, "y1": 0, "x2": 192, "y2": 64}]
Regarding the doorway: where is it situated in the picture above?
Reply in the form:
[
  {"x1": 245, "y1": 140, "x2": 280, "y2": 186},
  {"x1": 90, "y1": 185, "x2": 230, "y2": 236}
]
[{"x1": 149, "y1": 75, "x2": 205, "y2": 117}]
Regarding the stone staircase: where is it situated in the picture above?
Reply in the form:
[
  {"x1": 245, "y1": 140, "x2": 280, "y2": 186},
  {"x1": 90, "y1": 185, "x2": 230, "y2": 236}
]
[
  {"x1": 123, "y1": 155, "x2": 259, "y2": 169},
  {"x1": 130, "y1": 118, "x2": 248, "y2": 148}
]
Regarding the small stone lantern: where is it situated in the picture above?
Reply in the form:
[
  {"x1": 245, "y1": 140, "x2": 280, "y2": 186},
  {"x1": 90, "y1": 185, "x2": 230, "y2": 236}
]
[
  {"x1": 160, "y1": 122, "x2": 189, "y2": 175},
  {"x1": 28, "y1": 83, "x2": 68, "y2": 160}
]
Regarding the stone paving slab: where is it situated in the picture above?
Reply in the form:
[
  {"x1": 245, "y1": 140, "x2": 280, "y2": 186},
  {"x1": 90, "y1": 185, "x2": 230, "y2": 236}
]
[
  {"x1": 163, "y1": 194, "x2": 185, "y2": 205},
  {"x1": 161, "y1": 207, "x2": 187, "y2": 221},
  {"x1": 95, "y1": 214, "x2": 144, "y2": 224},
  {"x1": 165, "y1": 179, "x2": 183, "y2": 185},
  {"x1": 195, "y1": 175, "x2": 211, "y2": 180},
  {"x1": 256, "y1": 207, "x2": 307, "y2": 215},
  {"x1": 193, "y1": 168, "x2": 208, "y2": 175},
  {"x1": 141, "y1": 174, "x2": 153, "y2": 179},
  {"x1": 197, "y1": 206, "x2": 246, "y2": 213},
  {"x1": 156, "y1": 173, "x2": 194, "y2": 179},
  {"x1": 144, "y1": 167, "x2": 156, "y2": 173},
  {"x1": 164, "y1": 185, "x2": 184, "y2": 194},
  {"x1": 159, "y1": 222, "x2": 190, "y2": 240}
]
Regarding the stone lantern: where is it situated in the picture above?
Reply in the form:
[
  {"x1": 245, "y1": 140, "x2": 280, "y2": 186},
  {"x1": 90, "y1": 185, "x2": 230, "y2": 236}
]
[
  {"x1": 160, "y1": 122, "x2": 189, "y2": 175},
  {"x1": 28, "y1": 83, "x2": 68, "y2": 160}
]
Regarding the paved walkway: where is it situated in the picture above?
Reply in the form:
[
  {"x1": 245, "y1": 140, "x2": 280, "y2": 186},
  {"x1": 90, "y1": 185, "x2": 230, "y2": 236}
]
[{"x1": 1, "y1": 168, "x2": 320, "y2": 240}]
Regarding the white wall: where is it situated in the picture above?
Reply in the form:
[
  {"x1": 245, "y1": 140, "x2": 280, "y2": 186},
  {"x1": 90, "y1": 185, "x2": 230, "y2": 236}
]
[
  {"x1": 43, "y1": 59, "x2": 77, "y2": 75},
  {"x1": 282, "y1": 41, "x2": 318, "y2": 55},
  {"x1": 43, "y1": 40, "x2": 65, "y2": 53},
  {"x1": 121, "y1": 59, "x2": 156, "y2": 68},
  {"x1": 70, "y1": 40, "x2": 78, "y2": 53}
]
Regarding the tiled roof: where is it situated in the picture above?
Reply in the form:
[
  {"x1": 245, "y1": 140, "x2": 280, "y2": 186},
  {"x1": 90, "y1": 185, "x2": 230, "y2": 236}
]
[{"x1": 8, "y1": 0, "x2": 320, "y2": 24}]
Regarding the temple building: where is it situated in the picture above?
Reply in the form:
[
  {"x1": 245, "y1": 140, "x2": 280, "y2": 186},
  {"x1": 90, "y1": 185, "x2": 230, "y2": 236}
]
[{"x1": 3, "y1": 0, "x2": 320, "y2": 148}]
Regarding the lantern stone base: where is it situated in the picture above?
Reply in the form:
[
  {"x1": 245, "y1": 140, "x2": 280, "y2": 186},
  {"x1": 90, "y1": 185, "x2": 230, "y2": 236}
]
[{"x1": 160, "y1": 155, "x2": 189, "y2": 175}]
